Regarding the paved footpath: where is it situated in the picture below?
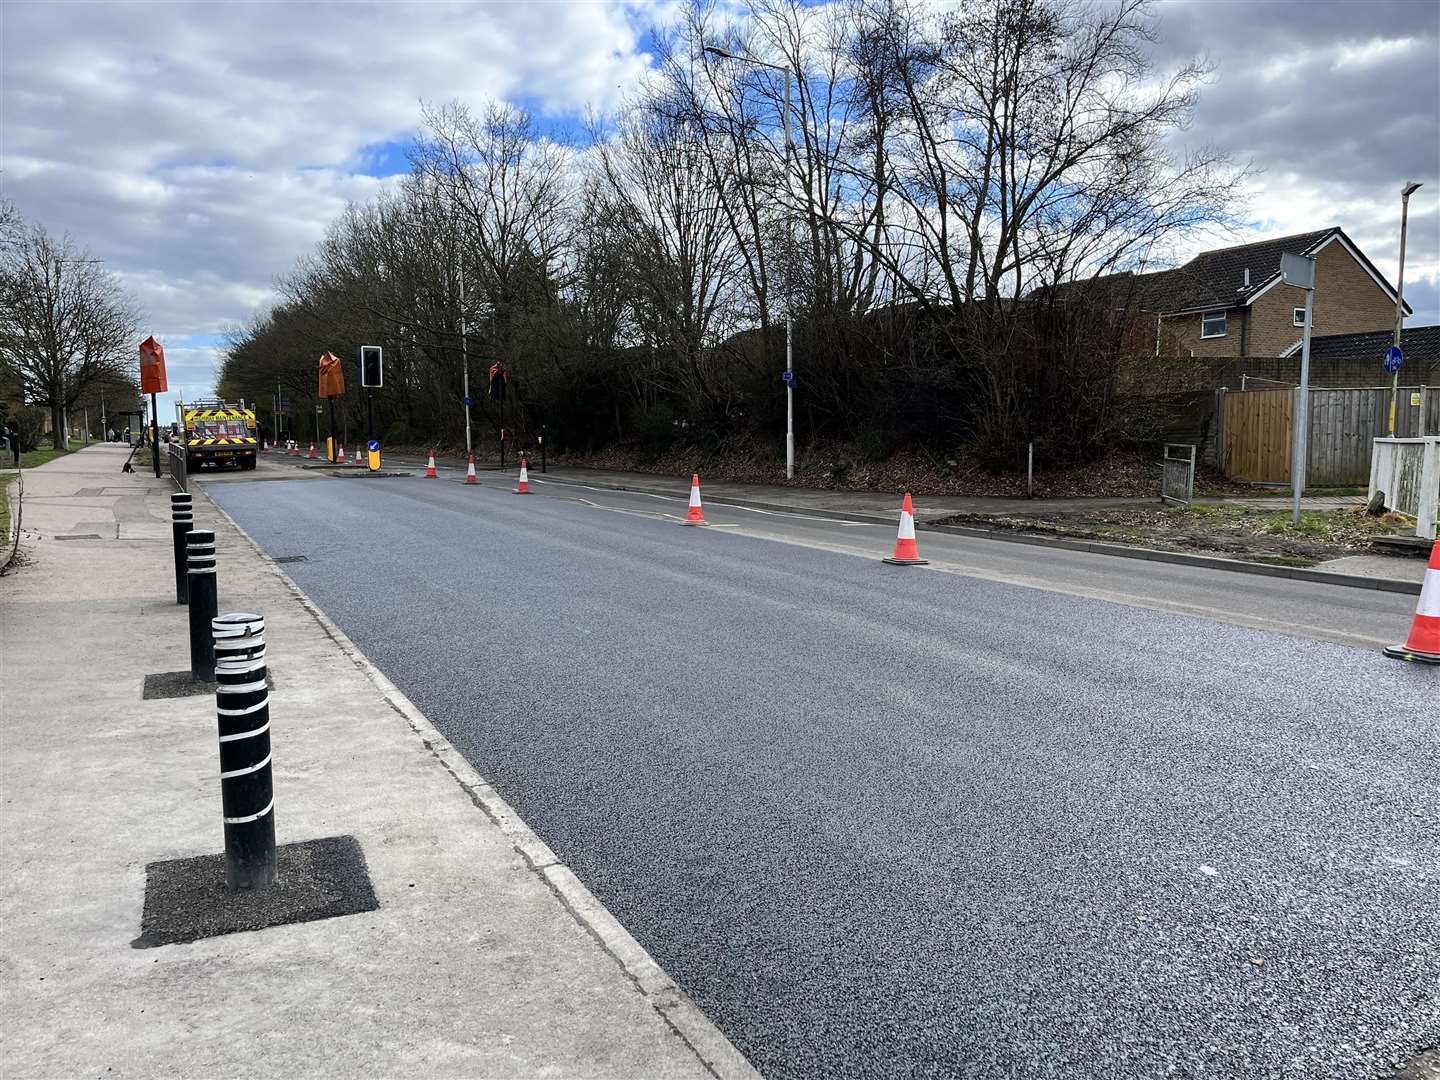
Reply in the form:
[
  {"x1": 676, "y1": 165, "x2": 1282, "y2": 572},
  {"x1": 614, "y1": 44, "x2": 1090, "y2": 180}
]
[{"x1": 0, "y1": 445, "x2": 755, "y2": 1079}]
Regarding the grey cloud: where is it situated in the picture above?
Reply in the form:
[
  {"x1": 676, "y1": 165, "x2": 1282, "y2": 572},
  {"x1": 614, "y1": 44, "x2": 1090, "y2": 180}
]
[{"x1": 1150, "y1": 0, "x2": 1440, "y2": 307}]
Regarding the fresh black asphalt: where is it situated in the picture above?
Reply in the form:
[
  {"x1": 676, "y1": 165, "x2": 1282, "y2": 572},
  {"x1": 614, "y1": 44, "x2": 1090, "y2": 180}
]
[{"x1": 211, "y1": 476, "x2": 1439, "y2": 1079}]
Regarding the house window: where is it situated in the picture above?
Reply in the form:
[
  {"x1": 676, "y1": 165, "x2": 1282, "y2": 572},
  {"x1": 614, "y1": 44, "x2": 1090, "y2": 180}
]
[
  {"x1": 1201, "y1": 310, "x2": 1227, "y2": 338},
  {"x1": 1293, "y1": 307, "x2": 1306, "y2": 327}
]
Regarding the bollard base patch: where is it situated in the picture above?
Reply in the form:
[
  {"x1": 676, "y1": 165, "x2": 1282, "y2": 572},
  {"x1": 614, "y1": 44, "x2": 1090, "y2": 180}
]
[
  {"x1": 142, "y1": 670, "x2": 274, "y2": 699},
  {"x1": 132, "y1": 834, "x2": 378, "y2": 948}
]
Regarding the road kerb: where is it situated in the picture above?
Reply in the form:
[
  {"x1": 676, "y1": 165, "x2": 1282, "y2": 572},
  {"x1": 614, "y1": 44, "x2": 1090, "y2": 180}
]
[
  {"x1": 527, "y1": 474, "x2": 1423, "y2": 597},
  {"x1": 198, "y1": 484, "x2": 760, "y2": 1080}
]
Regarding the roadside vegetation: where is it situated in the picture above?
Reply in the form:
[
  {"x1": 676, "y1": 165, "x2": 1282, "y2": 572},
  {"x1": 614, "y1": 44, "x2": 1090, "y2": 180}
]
[
  {"x1": 219, "y1": 0, "x2": 1240, "y2": 487},
  {"x1": 935, "y1": 504, "x2": 1416, "y2": 566}
]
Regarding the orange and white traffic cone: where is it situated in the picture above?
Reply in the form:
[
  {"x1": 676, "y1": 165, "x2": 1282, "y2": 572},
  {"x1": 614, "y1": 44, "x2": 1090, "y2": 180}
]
[
  {"x1": 1384, "y1": 540, "x2": 1440, "y2": 664},
  {"x1": 882, "y1": 493, "x2": 928, "y2": 565},
  {"x1": 353, "y1": 445, "x2": 362, "y2": 467},
  {"x1": 465, "y1": 454, "x2": 478, "y2": 484},
  {"x1": 681, "y1": 474, "x2": 706, "y2": 526},
  {"x1": 307, "y1": 442, "x2": 316, "y2": 460},
  {"x1": 425, "y1": 449, "x2": 438, "y2": 478},
  {"x1": 288, "y1": 441, "x2": 297, "y2": 456},
  {"x1": 335, "y1": 444, "x2": 345, "y2": 464},
  {"x1": 514, "y1": 456, "x2": 531, "y2": 494}
]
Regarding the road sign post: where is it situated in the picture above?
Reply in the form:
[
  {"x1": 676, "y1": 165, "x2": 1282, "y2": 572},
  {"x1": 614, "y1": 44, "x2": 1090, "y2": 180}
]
[{"x1": 1281, "y1": 252, "x2": 1316, "y2": 526}]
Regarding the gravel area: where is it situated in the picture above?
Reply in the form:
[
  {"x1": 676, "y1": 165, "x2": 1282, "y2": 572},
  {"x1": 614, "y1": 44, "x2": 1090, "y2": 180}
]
[{"x1": 214, "y1": 478, "x2": 1439, "y2": 1079}]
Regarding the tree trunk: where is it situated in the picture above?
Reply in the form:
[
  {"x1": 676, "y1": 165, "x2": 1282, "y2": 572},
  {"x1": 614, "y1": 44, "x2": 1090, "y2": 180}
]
[{"x1": 50, "y1": 403, "x2": 65, "y2": 450}]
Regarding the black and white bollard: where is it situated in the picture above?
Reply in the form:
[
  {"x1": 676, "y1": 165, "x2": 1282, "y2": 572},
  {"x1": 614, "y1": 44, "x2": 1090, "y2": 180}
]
[
  {"x1": 186, "y1": 529, "x2": 218, "y2": 681},
  {"x1": 213, "y1": 612, "x2": 276, "y2": 891},
  {"x1": 170, "y1": 492, "x2": 193, "y2": 605}
]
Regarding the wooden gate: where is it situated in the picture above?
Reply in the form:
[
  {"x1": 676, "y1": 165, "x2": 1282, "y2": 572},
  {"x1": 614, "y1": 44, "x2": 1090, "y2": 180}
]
[{"x1": 1222, "y1": 388, "x2": 1292, "y2": 484}]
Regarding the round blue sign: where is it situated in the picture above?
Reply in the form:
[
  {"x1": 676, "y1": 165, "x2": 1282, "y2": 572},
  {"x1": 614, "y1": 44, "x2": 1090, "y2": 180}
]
[
  {"x1": 781, "y1": 370, "x2": 794, "y2": 384},
  {"x1": 1384, "y1": 345, "x2": 1403, "y2": 374},
  {"x1": 463, "y1": 394, "x2": 473, "y2": 407},
  {"x1": 367, "y1": 439, "x2": 380, "y2": 453}
]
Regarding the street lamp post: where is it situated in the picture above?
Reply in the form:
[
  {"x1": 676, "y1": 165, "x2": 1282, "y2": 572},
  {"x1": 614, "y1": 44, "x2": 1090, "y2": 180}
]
[
  {"x1": 1390, "y1": 181, "x2": 1422, "y2": 436},
  {"x1": 704, "y1": 45, "x2": 796, "y2": 480},
  {"x1": 459, "y1": 263, "x2": 472, "y2": 460}
]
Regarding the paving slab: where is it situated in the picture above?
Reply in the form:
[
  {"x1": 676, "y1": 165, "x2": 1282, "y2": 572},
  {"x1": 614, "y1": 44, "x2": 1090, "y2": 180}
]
[{"x1": 0, "y1": 444, "x2": 753, "y2": 1079}]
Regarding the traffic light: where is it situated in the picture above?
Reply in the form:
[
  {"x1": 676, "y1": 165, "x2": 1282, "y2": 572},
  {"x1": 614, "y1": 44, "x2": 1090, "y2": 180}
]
[{"x1": 359, "y1": 345, "x2": 383, "y2": 388}]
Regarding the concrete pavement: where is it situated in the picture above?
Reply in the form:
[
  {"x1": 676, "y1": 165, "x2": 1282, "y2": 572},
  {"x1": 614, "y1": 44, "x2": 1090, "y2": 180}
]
[
  {"x1": 210, "y1": 467, "x2": 1440, "y2": 1080},
  {"x1": 0, "y1": 444, "x2": 755, "y2": 1079}
]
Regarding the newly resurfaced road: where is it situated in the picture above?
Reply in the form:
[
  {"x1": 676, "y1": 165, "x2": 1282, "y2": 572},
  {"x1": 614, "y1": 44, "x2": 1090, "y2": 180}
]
[{"x1": 210, "y1": 474, "x2": 1438, "y2": 1079}]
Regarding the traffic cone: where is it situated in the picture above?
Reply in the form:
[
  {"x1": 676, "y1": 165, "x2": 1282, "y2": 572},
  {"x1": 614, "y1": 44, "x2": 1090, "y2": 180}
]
[
  {"x1": 307, "y1": 442, "x2": 316, "y2": 459},
  {"x1": 465, "y1": 454, "x2": 478, "y2": 484},
  {"x1": 1384, "y1": 540, "x2": 1440, "y2": 664},
  {"x1": 336, "y1": 444, "x2": 345, "y2": 464},
  {"x1": 287, "y1": 441, "x2": 297, "y2": 456},
  {"x1": 425, "y1": 449, "x2": 438, "y2": 478},
  {"x1": 882, "y1": 493, "x2": 928, "y2": 565},
  {"x1": 514, "y1": 456, "x2": 531, "y2": 494},
  {"x1": 353, "y1": 445, "x2": 362, "y2": 467},
  {"x1": 681, "y1": 474, "x2": 706, "y2": 526},
  {"x1": 262, "y1": 441, "x2": 269, "y2": 455}
]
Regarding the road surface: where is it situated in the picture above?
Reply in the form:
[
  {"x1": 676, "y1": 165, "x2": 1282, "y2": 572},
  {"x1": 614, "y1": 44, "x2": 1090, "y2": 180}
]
[{"x1": 208, "y1": 469, "x2": 1438, "y2": 1079}]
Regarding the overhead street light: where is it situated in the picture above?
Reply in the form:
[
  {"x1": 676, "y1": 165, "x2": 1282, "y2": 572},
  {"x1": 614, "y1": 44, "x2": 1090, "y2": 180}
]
[
  {"x1": 703, "y1": 43, "x2": 797, "y2": 481},
  {"x1": 1390, "y1": 180, "x2": 1421, "y2": 435}
]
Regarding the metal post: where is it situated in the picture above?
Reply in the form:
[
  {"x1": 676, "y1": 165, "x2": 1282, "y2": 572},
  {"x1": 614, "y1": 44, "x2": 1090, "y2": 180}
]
[
  {"x1": 1291, "y1": 285, "x2": 1315, "y2": 526},
  {"x1": 783, "y1": 66, "x2": 794, "y2": 481},
  {"x1": 366, "y1": 388, "x2": 376, "y2": 471},
  {"x1": 1390, "y1": 182, "x2": 1420, "y2": 435},
  {"x1": 150, "y1": 392, "x2": 161, "y2": 478},
  {"x1": 1027, "y1": 442, "x2": 1034, "y2": 498},
  {"x1": 186, "y1": 529, "x2": 218, "y2": 681},
  {"x1": 171, "y1": 492, "x2": 192, "y2": 605},
  {"x1": 500, "y1": 396, "x2": 506, "y2": 471},
  {"x1": 327, "y1": 398, "x2": 337, "y2": 462},
  {"x1": 460, "y1": 264, "x2": 472, "y2": 460},
  {"x1": 212, "y1": 612, "x2": 276, "y2": 891},
  {"x1": 540, "y1": 425, "x2": 547, "y2": 473}
]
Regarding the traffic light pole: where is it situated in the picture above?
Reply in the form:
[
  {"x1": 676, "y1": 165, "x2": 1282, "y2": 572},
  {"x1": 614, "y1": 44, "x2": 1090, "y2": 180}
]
[
  {"x1": 367, "y1": 388, "x2": 375, "y2": 470},
  {"x1": 150, "y1": 392, "x2": 161, "y2": 478},
  {"x1": 327, "y1": 397, "x2": 337, "y2": 462}
]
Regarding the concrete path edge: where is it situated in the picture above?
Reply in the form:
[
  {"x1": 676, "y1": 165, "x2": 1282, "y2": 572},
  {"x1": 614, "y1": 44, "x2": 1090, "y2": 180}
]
[
  {"x1": 532, "y1": 475, "x2": 1423, "y2": 597},
  {"x1": 196, "y1": 482, "x2": 761, "y2": 1080}
]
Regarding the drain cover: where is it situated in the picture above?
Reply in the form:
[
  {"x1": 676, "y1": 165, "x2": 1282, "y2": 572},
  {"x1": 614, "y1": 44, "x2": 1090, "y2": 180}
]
[{"x1": 273, "y1": 554, "x2": 308, "y2": 564}]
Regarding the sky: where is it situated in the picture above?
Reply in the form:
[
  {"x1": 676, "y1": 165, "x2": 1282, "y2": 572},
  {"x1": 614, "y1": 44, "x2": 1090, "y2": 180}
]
[{"x1": 2, "y1": 0, "x2": 1437, "y2": 420}]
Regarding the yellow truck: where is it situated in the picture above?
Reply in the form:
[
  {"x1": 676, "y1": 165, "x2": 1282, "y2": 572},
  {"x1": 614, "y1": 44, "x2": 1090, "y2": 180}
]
[{"x1": 181, "y1": 402, "x2": 258, "y2": 471}]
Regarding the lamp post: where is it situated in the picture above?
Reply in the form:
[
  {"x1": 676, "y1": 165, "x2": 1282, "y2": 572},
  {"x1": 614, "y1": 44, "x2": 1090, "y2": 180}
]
[
  {"x1": 1389, "y1": 181, "x2": 1421, "y2": 436},
  {"x1": 704, "y1": 44, "x2": 796, "y2": 480}
]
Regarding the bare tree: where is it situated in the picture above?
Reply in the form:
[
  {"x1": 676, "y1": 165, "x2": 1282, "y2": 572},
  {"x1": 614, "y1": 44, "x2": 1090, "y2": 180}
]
[{"x1": 0, "y1": 220, "x2": 139, "y2": 448}]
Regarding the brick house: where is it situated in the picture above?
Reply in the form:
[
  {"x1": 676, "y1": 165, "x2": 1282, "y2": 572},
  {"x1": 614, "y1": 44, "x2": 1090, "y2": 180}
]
[{"x1": 1058, "y1": 227, "x2": 1411, "y2": 358}]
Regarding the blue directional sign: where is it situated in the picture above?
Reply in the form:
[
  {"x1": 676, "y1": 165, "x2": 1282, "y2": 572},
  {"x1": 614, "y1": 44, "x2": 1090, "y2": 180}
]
[
  {"x1": 367, "y1": 439, "x2": 380, "y2": 453},
  {"x1": 781, "y1": 370, "x2": 794, "y2": 385},
  {"x1": 1384, "y1": 345, "x2": 1403, "y2": 374},
  {"x1": 463, "y1": 394, "x2": 473, "y2": 407}
]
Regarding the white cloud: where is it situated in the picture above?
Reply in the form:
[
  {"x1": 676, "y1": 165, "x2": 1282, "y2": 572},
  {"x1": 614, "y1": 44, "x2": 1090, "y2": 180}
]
[{"x1": 1, "y1": 0, "x2": 658, "y2": 395}]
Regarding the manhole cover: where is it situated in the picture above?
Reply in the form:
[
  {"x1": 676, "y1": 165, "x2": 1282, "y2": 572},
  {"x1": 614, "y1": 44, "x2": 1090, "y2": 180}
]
[{"x1": 273, "y1": 554, "x2": 308, "y2": 564}]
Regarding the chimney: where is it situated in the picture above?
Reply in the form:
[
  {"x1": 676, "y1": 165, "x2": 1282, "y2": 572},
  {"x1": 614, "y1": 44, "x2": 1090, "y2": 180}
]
[{"x1": 1242, "y1": 267, "x2": 1250, "y2": 288}]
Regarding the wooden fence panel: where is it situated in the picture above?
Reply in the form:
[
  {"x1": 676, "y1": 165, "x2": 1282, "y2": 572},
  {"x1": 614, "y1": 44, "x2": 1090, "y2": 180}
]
[
  {"x1": 1222, "y1": 388, "x2": 1292, "y2": 484},
  {"x1": 1224, "y1": 385, "x2": 1439, "y2": 487}
]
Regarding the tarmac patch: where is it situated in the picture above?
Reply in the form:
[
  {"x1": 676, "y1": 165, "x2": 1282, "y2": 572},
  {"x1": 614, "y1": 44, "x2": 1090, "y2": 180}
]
[
  {"x1": 142, "y1": 670, "x2": 273, "y2": 699},
  {"x1": 54, "y1": 533, "x2": 103, "y2": 541},
  {"x1": 132, "y1": 834, "x2": 378, "y2": 948}
]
